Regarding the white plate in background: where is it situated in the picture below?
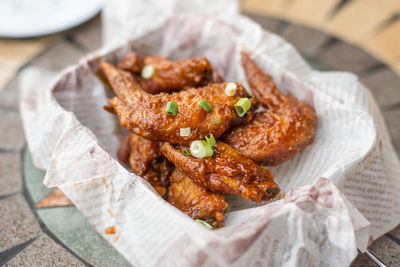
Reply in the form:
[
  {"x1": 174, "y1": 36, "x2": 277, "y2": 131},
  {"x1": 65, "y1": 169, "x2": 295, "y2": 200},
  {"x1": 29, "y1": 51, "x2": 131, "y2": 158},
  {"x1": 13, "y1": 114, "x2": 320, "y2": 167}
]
[{"x1": 0, "y1": 0, "x2": 104, "y2": 38}]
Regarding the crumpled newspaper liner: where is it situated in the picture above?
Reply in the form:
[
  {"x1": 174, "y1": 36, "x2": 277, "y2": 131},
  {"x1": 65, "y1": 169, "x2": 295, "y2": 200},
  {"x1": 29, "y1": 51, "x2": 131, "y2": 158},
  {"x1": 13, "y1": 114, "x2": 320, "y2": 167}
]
[{"x1": 19, "y1": 2, "x2": 400, "y2": 267}]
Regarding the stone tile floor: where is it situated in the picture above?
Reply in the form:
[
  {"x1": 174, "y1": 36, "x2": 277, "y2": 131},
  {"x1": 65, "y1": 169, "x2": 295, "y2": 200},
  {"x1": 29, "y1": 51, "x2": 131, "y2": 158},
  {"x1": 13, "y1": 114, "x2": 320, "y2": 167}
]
[{"x1": 0, "y1": 14, "x2": 399, "y2": 266}]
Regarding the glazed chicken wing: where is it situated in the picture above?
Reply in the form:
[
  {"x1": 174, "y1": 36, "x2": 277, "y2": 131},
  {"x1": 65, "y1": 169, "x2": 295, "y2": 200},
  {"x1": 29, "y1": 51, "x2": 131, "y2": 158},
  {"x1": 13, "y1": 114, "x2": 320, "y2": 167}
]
[
  {"x1": 101, "y1": 62, "x2": 254, "y2": 145},
  {"x1": 223, "y1": 52, "x2": 317, "y2": 165},
  {"x1": 161, "y1": 142, "x2": 280, "y2": 202},
  {"x1": 168, "y1": 169, "x2": 227, "y2": 228},
  {"x1": 117, "y1": 133, "x2": 171, "y2": 196},
  {"x1": 118, "y1": 53, "x2": 223, "y2": 93}
]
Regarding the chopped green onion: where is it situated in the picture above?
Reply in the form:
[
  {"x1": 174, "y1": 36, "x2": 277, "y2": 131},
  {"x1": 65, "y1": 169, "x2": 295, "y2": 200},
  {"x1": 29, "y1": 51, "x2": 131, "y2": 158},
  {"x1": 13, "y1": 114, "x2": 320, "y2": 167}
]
[
  {"x1": 182, "y1": 149, "x2": 190, "y2": 156},
  {"x1": 212, "y1": 146, "x2": 217, "y2": 153},
  {"x1": 213, "y1": 120, "x2": 221, "y2": 125},
  {"x1": 205, "y1": 133, "x2": 216, "y2": 147},
  {"x1": 190, "y1": 140, "x2": 213, "y2": 158},
  {"x1": 234, "y1": 97, "x2": 251, "y2": 117},
  {"x1": 165, "y1": 101, "x2": 177, "y2": 115},
  {"x1": 198, "y1": 99, "x2": 212, "y2": 112},
  {"x1": 141, "y1": 65, "x2": 155, "y2": 79},
  {"x1": 224, "y1": 204, "x2": 230, "y2": 213},
  {"x1": 224, "y1": 82, "x2": 237, "y2": 96},
  {"x1": 180, "y1": 127, "x2": 191, "y2": 137},
  {"x1": 195, "y1": 219, "x2": 213, "y2": 229}
]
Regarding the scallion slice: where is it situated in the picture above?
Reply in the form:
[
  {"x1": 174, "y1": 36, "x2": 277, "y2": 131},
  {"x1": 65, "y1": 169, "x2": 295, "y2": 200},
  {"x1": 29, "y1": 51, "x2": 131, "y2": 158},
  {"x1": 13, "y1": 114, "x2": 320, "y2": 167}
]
[
  {"x1": 205, "y1": 133, "x2": 216, "y2": 147},
  {"x1": 198, "y1": 99, "x2": 212, "y2": 112},
  {"x1": 165, "y1": 101, "x2": 177, "y2": 115},
  {"x1": 224, "y1": 204, "x2": 230, "y2": 213},
  {"x1": 213, "y1": 120, "x2": 221, "y2": 125},
  {"x1": 234, "y1": 97, "x2": 251, "y2": 117},
  {"x1": 190, "y1": 140, "x2": 213, "y2": 158},
  {"x1": 141, "y1": 65, "x2": 155, "y2": 79},
  {"x1": 224, "y1": 82, "x2": 237, "y2": 96},
  {"x1": 180, "y1": 127, "x2": 191, "y2": 137},
  {"x1": 195, "y1": 219, "x2": 213, "y2": 229},
  {"x1": 182, "y1": 149, "x2": 190, "y2": 156}
]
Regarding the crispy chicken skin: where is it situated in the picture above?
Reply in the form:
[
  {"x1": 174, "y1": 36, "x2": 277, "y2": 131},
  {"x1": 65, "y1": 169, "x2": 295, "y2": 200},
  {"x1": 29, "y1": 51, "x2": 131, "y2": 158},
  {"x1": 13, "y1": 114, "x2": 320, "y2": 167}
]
[
  {"x1": 168, "y1": 169, "x2": 227, "y2": 228},
  {"x1": 223, "y1": 52, "x2": 318, "y2": 165},
  {"x1": 118, "y1": 53, "x2": 222, "y2": 94},
  {"x1": 101, "y1": 62, "x2": 255, "y2": 145},
  {"x1": 129, "y1": 134, "x2": 172, "y2": 196},
  {"x1": 161, "y1": 142, "x2": 280, "y2": 202},
  {"x1": 118, "y1": 52, "x2": 141, "y2": 73},
  {"x1": 117, "y1": 132, "x2": 171, "y2": 196}
]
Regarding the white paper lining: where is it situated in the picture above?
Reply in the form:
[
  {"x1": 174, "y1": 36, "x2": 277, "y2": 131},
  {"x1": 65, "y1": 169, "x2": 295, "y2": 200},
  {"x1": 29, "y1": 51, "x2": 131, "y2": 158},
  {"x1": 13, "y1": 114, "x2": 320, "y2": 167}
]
[{"x1": 19, "y1": 0, "x2": 400, "y2": 266}]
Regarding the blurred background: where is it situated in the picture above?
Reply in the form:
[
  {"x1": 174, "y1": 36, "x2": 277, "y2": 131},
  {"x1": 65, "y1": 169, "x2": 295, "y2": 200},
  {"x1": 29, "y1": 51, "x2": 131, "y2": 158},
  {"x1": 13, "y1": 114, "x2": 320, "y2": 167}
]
[
  {"x1": 242, "y1": 0, "x2": 400, "y2": 73},
  {"x1": 0, "y1": 0, "x2": 399, "y2": 266}
]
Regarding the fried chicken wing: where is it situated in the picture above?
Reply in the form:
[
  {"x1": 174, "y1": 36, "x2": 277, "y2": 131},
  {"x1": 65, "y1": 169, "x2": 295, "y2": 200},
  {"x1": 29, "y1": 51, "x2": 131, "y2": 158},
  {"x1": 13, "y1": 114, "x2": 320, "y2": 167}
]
[
  {"x1": 168, "y1": 169, "x2": 227, "y2": 228},
  {"x1": 101, "y1": 62, "x2": 254, "y2": 145},
  {"x1": 117, "y1": 133, "x2": 171, "y2": 196},
  {"x1": 118, "y1": 53, "x2": 222, "y2": 93},
  {"x1": 161, "y1": 142, "x2": 280, "y2": 202},
  {"x1": 223, "y1": 52, "x2": 317, "y2": 165},
  {"x1": 138, "y1": 56, "x2": 214, "y2": 93}
]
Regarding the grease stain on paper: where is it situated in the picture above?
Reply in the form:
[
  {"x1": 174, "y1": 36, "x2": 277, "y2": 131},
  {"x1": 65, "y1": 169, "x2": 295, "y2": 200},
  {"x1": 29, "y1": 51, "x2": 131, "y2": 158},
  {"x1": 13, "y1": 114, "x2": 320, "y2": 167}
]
[
  {"x1": 102, "y1": 178, "x2": 110, "y2": 189},
  {"x1": 107, "y1": 209, "x2": 115, "y2": 218},
  {"x1": 105, "y1": 226, "x2": 116, "y2": 234}
]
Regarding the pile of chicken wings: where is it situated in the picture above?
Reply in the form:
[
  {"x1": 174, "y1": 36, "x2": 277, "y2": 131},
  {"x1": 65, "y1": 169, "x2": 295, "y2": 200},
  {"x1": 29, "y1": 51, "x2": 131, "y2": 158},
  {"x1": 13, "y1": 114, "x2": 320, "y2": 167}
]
[{"x1": 101, "y1": 51, "x2": 317, "y2": 228}]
